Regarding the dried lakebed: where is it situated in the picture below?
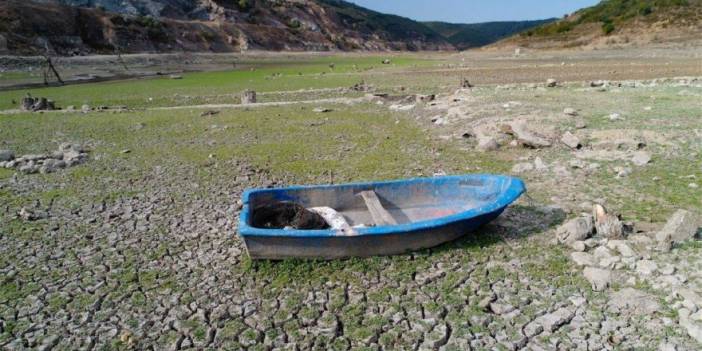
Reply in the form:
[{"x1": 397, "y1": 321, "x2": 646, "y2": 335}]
[{"x1": 1, "y1": 60, "x2": 702, "y2": 350}]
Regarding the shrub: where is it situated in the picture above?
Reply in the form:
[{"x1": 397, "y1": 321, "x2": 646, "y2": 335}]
[{"x1": 602, "y1": 21, "x2": 615, "y2": 35}]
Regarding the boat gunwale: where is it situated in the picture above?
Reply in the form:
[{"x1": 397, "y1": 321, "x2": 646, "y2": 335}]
[{"x1": 237, "y1": 174, "x2": 525, "y2": 239}]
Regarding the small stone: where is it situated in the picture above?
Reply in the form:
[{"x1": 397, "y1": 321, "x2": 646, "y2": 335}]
[
  {"x1": 564, "y1": 108, "x2": 578, "y2": 116},
  {"x1": 631, "y1": 151, "x2": 651, "y2": 166},
  {"x1": 511, "y1": 162, "x2": 534, "y2": 173},
  {"x1": 546, "y1": 79, "x2": 558, "y2": 87},
  {"x1": 606, "y1": 240, "x2": 636, "y2": 257},
  {"x1": 690, "y1": 183, "x2": 699, "y2": 189},
  {"x1": 609, "y1": 113, "x2": 622, "y2": 120},
  {"x1": 169, "y1": 74, "x2": 183, "y2": 79},
  {"x1": 18, "y1": 207, "x2": 36, "y2": 221},
  {"x1": 477, "y1": 137, "x2": 499, "y2": 151},
  {"x1": 557, "y1": 216, "x2": 594, "y2": 244},
  {"x1": 561, "y1": 131, "x2": 581, "y2": 149},
  {"x1": 0, "y1": 149, "x2": 14, "y2": 161},
  {"x1": 120, "y1": 149, "x2": 131, "y2": 154},
  {"x1": 571, "y1": 241, "x2": 586, "y2": 252},
  {"x1": 523, "y1": 321, "x2": 543, "y2": 338},
  {"x1": 534, "y1": 157, "x2": 548, "y2": 170},
  {"x1": 506, "y1": 120, "x2": 552, "y2": 148},
  {"x1": 489, "y1": 302, "x2": 515, "y2": 315},
  {"x1": 200, "y1": 110, "x2": 220, "y2": 117},
  {"x1": 636, "y1": 260, "x2": 658, "y2": 275},
  {"x1": 583, "y1": 267, "x2": 611, "y2": 291},
  {"x1": 313, "y1": 107, "x2": 331, "y2": 113},
  {"x1": 570, "y1": 252, "x2": 596, "y2": 267},
  {"x1": 478, "y1": 294, "x2": 496, "y2": 310},
  {"x1": 575, "y1": 119, "x2": 587, "y2": 129},
  {"x1": 540, "y1": 307, "x2": 574, "y2": 332},
  {"x1": 81, "y1": 104, "x2": 91, "y2": 112},
  {"x1": 569, "y1": 296, "x2": 587, "y2": 307}
]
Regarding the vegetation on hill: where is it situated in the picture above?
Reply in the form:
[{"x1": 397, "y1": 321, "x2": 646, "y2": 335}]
[
  {"x1": 522, "y1": 0, "x2": 699, "y2": 37},
  {"x1": 425, "y1": 20, "x2": 556, "y2": 49}
]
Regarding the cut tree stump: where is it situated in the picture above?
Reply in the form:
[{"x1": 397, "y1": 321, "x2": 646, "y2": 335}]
[{"x1": 241, "y1": 90, "x2": 257, "y2": 104}]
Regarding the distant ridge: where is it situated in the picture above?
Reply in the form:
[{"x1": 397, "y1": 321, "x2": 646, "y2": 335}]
[{"x1": 424, "y1": 19, "x2": 556, "y2": 50}]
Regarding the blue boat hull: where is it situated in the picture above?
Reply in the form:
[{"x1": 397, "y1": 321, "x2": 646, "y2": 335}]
[
  {"x1": 238, "y1": 175, "x2": 525, "y2": 260},
  {"x1": 243, "y1": 210, "x2": 503, "y2": 259}
]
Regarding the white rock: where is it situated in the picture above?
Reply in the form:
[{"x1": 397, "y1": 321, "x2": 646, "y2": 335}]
[
  {"x1": 563, "y1": 108, "x2": 578, "y2": 116},
  {"x1": 593, "y1": 246, "x2": 614, "y2": 259},
  {"x1": 678, "y1": 308, "x2": 702, "y2": 343},
  {"x1": 546, "y1": 79, "x2": 558, "y2": 87},
  {"x1": 606, "y1": 240, "x2": 636, "y2": 257},
  {"x1": 561, "y1": 131, "x2": 581, "y2": 149},
  {"x1": 636, "y1": 260, "x2": 658, "y2": 275},
  {"x1": 539, "y1": 308, "x2": 574, "y2": 332},
  {"x1": 511, "y1": 162, "x2": 534, "y2": 173},
  {"x1": 631, "y1": 151, "x2": 651, "y2": 166},
  {"x1": 608, "y1": 288, "x2": 661, "y2": 315},
  {"x1": 533, "y1": 157, "x2": 548, "y2": 170},
  {"x1": 609, "y1": 113, "x2": 622, "y2": 120},
  {"x1": 571, "y1": 241, "x2": 586, "y2": 252},
  {"x1": 570, "y1": 252, "x2": 596, "y2": 267},
  {"x1": 583, "y1": 267, "x2": 611, "y2": 291},
  {"x1": 676, "y1": 288, "x2": 702, "y2": 309},
  {"x1": 508, "y1": 120, "x2": 551, "y2": 148},
  {"x1": 477, "y1": 137, "x2": 499, "y2": 151}
]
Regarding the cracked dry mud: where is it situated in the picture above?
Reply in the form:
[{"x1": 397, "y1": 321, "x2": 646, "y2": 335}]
[{"x1": 1, "y1": 50, "x2": 702, "y2": 351}]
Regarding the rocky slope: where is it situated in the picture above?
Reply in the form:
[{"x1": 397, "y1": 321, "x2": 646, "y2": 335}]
[
  {"x1": 495, "y1": 0, "x2": 702, "y2": 49},
  {"x1": 0, "y1": 0, "x2": 454, "y2": 55}
]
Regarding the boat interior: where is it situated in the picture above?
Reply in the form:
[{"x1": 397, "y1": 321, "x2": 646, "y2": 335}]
[{"x1": 248, "y1": 177, "x2": 508, "y2": 228}]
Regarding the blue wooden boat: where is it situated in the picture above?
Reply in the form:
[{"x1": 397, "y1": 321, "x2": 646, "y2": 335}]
[{"x1": 238, "y1": 174, "x2": 525, "y2": 260}]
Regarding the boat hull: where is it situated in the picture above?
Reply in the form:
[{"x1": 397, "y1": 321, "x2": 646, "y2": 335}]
[
  {"x1": 238, "y1": 174, "x2": 525, "y2": 260},
  {"x1": 242, "y1": 210, "x2": 503, "y2": 260}
]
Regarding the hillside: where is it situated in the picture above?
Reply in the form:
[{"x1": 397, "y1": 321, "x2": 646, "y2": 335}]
[
  {"x1": 424, "y1": 19, "x2": 555, "y2": 50},
  {"x1": 496, "y1": 0, "x2": 702, "y2": 49},
  {"x1": 0, "y1": 0, "x2": 454, "y2": 55}
]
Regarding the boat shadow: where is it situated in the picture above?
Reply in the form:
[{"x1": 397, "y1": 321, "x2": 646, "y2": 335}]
[{"x1": 430, "y1": 204, "x2": 567, "y2": 254}]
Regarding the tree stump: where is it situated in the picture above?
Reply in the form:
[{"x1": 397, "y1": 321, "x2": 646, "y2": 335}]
[
  {"x1": 593, "y1": 204, "x2": 624, "y2": 239},
  {"x1": 241, "y1": 90, "x2": 257, "y2": 104},
  {"x1": 21, "y1": 97, "x2": 35, "y2": 111}
]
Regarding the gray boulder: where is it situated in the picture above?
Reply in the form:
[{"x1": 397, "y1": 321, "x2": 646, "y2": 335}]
[
  {"x1": 557, "y1": 216, "x2": 594, "y2": 244},
  {"x1": 656, "y1": 209, "x2": 699, "y2": 244},
  {"x1": 0, "y1": 150, "x2": 14, "y2": 162}
]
